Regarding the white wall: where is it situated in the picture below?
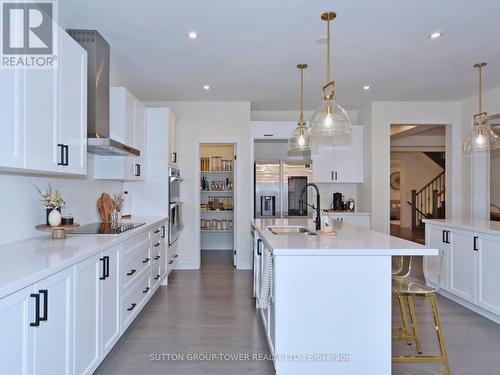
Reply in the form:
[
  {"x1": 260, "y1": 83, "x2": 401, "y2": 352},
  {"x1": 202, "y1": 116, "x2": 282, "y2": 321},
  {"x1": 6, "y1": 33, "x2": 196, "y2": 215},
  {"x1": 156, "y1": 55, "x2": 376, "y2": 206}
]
[
  {"x1": 0, "y1": 155, "x2": 123, "y2": 246},
  {"x1": 147, "y1": 101, "x2": 252, "y2": 270}
]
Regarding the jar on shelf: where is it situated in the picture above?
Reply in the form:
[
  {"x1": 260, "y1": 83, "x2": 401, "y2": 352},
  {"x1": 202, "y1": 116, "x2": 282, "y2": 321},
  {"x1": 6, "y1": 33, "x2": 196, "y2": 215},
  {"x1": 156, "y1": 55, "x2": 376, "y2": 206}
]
[{"x1": 228, "y1": 220, "x2": 233, "y2": 229}]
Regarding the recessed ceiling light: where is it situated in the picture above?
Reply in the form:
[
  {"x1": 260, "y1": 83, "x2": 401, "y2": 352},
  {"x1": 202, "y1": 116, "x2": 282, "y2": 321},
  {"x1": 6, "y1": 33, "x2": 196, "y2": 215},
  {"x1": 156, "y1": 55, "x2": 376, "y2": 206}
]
[
  {"x1": 363, "y1": 85, "x2": 371, "y2": 91},
  {"x1": 203, "y1": 85, "x2": 210, "y2": 90},
  {"x1": 187, "y1": 31, "x2": 198, "y2": 39},
  {"x1": 428, "y1": 31, "x2": 442, "y2": 39}
]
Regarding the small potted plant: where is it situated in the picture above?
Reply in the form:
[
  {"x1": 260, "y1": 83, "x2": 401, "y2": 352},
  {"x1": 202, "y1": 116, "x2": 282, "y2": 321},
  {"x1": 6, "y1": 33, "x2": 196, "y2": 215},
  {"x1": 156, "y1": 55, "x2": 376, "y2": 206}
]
[
  {"x1": 110, "y1": 193, "x2": 124, "y2": 223},
  {"x1": 35, "y1": 184, "x2": 65, "y2": 227}
]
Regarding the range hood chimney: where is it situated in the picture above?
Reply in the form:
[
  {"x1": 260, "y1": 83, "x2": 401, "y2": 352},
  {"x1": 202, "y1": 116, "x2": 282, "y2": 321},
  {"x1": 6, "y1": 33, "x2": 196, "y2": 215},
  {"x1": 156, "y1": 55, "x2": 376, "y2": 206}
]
[{"x1": 66, "y1": 29, "x2": 139, "y2": 157}]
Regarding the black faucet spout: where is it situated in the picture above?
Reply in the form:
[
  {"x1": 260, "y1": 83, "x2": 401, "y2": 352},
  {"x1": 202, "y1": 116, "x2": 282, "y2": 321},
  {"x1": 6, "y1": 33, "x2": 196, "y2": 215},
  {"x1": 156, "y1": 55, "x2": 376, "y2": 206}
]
[{"x1": 300, "y1": 183, "x2": 321, "y2": 231}]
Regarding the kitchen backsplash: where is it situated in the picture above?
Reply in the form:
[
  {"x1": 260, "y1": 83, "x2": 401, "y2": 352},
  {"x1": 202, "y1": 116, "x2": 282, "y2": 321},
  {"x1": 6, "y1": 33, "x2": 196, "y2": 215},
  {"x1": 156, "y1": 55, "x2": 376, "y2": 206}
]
[{"x1": 0, "y1": 155, "x2": 123, "y2": 246}]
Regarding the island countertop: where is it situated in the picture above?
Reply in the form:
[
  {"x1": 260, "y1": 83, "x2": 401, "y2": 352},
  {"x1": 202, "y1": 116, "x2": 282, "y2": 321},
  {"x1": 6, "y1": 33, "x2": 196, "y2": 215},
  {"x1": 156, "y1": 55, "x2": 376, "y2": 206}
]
[{"x1": 252, "y1": 218, "x2": 437, "y2": 256}]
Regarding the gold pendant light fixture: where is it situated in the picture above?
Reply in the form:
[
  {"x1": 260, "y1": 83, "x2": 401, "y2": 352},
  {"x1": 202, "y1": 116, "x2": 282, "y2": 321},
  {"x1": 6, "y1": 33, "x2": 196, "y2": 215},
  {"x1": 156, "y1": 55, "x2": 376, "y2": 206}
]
[
  {"x1": 462, "y1": 63, "x2": 500, "y2": 152},
  {"x1": 288, "y1": 64, "x2": 312, "y2": 152},
  {"x1": 310, "y1": 11, "x2": 351, "y2": 137}
]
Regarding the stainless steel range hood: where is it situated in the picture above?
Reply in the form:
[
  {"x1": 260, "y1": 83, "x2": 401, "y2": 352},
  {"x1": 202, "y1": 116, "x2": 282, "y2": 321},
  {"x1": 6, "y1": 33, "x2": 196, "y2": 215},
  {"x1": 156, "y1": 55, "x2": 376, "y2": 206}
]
[{"x1": 66, "y1": 29, "x2": 140, "y2": 157}]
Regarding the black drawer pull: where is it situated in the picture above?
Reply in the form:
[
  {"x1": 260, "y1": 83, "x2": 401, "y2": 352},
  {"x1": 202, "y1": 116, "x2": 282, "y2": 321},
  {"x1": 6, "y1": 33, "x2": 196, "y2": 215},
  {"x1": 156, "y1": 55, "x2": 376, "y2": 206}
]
[
  {"x1": 30, "y1": 293, "x2": 40, "y2": 327},
  {"x1": 127, "y1": 303, "x2": 137, "y2": 311},
  {"x1": 142, "y1": 287, "x2": 150, "y2": 294},
  {"x1": 154, "y1": 243, "x2": 160, "y2": 247},
  {"x1": 473, "y1": 236, "x2": 479, "y2": 251},
  {"x1": 168, "y1": 260, "x2": 174, "y2": 265},
  {"x1": 142, "y1": 257, "x2": 150, "y2": 263},
  {"x1": 39, "y1": 289, "x2": 48, "y2": 322},
  {"x1": 100, "y1": 257, "x2": 106, "y2": 280},
  {"x1": 173, "y1": 254, "x2": 179, "y2": 258},
  {"x1": 154, "y1": 255, "x2": 161, "y2": 260},
  {"x1": 127, "y1": 269, "x2": 136, "y2": 276},
  {"x1": 161, "y1": 226, "x2": 166, "y2": 238},
  {"x1": 154, "y1": 274, "x2": 160, "y2": 280},
  {"x1": 154, "y1": 229, "x2": 161, "y2": 234},
  {"x1": 257, "y1": 239, "x2": 262, "y2": 256}
]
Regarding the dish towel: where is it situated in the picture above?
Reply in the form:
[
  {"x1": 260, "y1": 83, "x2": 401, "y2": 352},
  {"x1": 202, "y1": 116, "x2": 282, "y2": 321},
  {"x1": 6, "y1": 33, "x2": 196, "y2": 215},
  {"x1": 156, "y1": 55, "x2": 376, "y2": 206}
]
[{"x1": 258, "y1": 247, "x2": 274, "y2": 308}]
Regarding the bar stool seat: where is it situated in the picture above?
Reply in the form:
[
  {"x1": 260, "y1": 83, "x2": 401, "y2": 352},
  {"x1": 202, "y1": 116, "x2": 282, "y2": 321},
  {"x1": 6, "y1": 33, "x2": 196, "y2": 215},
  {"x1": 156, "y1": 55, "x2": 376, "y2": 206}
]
[{"x1": 392, "y1": 256, "x2": 451, "y2": 375}]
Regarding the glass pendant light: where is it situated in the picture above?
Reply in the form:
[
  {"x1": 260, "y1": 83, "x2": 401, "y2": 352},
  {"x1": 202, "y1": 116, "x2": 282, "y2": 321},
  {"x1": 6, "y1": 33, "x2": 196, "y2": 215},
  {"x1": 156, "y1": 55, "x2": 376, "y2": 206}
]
[
  {"x1": 288, "y1": 64, "x2": 312, "y2": 152},
  {"x1": 462, "y1": 62, "x2": 500, "y2": 152},
  {"x1": 310, "y1": 11, "x2": 351, "y2": 137}
]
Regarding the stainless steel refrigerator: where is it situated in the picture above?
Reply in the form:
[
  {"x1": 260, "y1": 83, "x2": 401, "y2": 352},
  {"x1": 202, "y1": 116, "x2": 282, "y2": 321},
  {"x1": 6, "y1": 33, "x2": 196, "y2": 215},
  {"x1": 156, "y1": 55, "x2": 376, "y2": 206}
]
[{"x1": 254, "y1": 160, "x2": 313, "y2": 219}]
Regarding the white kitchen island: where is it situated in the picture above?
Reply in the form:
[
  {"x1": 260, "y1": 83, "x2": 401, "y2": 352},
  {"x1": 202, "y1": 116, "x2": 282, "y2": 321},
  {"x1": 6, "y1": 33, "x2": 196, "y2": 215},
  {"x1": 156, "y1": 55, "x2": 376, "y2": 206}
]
[{"x1": 252, "y1": 218, "x2": 438, "y2": 375}]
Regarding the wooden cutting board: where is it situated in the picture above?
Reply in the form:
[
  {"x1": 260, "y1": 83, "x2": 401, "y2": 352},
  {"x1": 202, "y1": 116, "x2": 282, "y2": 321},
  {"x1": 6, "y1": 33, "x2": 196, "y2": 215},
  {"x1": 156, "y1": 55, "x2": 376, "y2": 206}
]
[{"x1": 97, "y1": 193, "x2": 113, "y2": 222}]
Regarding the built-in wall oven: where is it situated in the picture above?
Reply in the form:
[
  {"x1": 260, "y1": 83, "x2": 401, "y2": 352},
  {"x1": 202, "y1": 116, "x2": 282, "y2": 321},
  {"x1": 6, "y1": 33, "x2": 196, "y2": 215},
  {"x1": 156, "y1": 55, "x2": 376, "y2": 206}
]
[{"x1": 169, "y1": 166, "x2": 183, "y2": 245}]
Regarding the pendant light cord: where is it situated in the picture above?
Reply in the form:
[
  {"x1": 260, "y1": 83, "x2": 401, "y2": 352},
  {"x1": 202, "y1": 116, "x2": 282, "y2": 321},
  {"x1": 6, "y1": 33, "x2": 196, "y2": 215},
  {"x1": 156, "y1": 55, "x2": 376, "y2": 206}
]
[
  {"x1": 300, "y1": 67, "x2": 304, "y2": 124},
  {"x1": 327, "y1": 18, "x2": 331, "y2": 83},
  {"x1": 478, "y1": 65, "x2": 482, "y2": 113}
]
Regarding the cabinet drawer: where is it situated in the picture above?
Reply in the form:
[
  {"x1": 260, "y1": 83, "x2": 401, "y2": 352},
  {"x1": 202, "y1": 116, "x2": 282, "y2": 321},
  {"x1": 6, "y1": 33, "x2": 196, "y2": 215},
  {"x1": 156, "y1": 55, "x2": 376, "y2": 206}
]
[
  {"x1": 121, "y1": 271, "x2": 151, "y2": 332},
  {"x1": 121, "y1": 246, "x2": 150, "y2": 291},
  {"x1": 122, "y1": 231, "x2": 150, "y2": 259}
]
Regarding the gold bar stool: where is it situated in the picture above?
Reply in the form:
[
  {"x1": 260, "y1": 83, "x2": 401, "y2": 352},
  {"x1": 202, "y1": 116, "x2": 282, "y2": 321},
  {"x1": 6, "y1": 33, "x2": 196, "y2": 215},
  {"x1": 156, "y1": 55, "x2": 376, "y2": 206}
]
[
  {"x1": 392, "y1": 255, "x2": 451, "y2": 375},
  {"x1": 392, "y1": 256, "x2": 413, "y2": 346}
]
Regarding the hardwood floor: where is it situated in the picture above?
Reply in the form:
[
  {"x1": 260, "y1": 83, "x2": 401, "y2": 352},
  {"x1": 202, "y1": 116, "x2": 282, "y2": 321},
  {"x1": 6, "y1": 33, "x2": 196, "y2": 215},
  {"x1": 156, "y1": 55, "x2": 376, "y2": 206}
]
[{"x1": 95, "y1": 250, "x2": 500, "y2": 375}]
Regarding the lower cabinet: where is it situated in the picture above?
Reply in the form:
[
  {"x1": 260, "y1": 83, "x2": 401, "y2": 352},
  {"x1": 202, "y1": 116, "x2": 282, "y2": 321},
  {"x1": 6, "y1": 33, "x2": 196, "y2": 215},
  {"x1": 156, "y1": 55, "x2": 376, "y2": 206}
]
[
  {"x1": 424, "y1": 223, "x2": 500, "y2": 319},
  {"x1": 0, "y1": 267, "x2": 73, "y2": 375}
]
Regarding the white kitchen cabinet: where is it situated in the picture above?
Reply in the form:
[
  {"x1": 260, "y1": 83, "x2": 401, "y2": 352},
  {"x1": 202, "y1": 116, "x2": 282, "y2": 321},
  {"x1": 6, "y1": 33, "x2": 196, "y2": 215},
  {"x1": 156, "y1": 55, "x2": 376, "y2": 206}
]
[
  {"x1": 23, "y1": 65, "x2": 59, "y2": 173},
  {"x1": 424, "y1": 224, "x2": 450, "y2": 289},
  {"x1": 449, "y1": 229, "x2": 476, "y2": 303},
  {"x1": 74, "y1": 255, "x2": 101, "y2": 375},
  {"x1": 32, "y1": 267, "x2": 73, "y2": 375},
  {"x1": 312, "y1": 125, "x2": 364, "y2": 183},
  {"x1": 476, "y1": 233, "x2": 500, "y2": 316},
  {"x1": 251, "y1": 121, "x2": 297, "y2": 139},
  {"x1": 95, "y1": 87, "x2": 146, "y2": 181},
  {"x1": 0, "y1": 284, "x2": 34, "y2": 375},
  {"x1": 0, "y1": 28, "x2": 87, "y2": 176},
  {"x1": 168, "y1": 112, "x2": 178, "y2": 165},
  {"x1": 0, "y1": 69, "x2": 24, "y2": 169},
  {"x1": 58, "y1": 30, "x2": 88, "y2": 175},
  {"x1": 100, "y1": 245, "x2": 121, "y2": 359}
]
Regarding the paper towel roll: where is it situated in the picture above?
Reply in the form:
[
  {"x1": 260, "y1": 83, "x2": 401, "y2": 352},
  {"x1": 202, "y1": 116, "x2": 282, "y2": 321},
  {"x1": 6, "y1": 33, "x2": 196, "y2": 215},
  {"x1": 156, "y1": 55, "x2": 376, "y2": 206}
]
[{"x1": 122, "y1": 190, "x2": 132, "y2": 217}]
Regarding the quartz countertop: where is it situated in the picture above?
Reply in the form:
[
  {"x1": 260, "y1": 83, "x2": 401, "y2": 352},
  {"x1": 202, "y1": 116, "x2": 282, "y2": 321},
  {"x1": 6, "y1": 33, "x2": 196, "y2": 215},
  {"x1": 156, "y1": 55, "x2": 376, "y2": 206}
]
[
  {"x1": 0, "y1": 216, "x2": 167, "y2": 299},
  {"x1": 323, "y1": 211, "x2": 371, "y2": 216},
  {"x1": 253, "y1": 218, "x2": 437, "y2": 256},
  {"x1": 423, "y1": 218, "x2": 500, "y2": 236}
]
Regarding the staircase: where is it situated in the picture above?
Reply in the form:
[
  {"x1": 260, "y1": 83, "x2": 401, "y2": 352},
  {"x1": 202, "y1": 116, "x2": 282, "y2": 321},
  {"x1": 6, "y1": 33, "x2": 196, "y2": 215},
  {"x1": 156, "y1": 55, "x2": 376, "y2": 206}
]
[
  {"x1": 423, "y1": 152, "x2": 446, "y2": 170},
  {"x1": 407, "y1": 171, "x2": 445, "y2": 229}
]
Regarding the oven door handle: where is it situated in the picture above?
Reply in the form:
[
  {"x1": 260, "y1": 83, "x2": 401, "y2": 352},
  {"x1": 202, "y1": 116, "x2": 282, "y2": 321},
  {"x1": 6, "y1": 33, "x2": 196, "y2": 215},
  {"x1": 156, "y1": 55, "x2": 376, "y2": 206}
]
[{"x1": 169, "y1": 176, "x2": 184, "y2": 183}]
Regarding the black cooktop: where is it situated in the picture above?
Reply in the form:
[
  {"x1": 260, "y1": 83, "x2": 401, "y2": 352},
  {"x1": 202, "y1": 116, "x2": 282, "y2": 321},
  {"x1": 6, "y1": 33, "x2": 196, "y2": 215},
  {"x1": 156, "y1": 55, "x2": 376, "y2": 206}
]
[{"x1": 71, "y1": 222, "x2": 145, "y2": 235}]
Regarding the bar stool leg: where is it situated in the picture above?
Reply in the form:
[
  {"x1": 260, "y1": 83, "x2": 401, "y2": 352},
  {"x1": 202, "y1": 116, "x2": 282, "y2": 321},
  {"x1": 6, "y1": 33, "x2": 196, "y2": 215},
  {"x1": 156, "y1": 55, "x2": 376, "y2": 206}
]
[
  {"x1": 407, "y1": 296, "x2": 423, "y2": 354},
  {"x1": 429, "y1": 293, "x2": 451, "y2": 375},
  {"x1": 398, "y1": 295, "x2": 412, "y2": 345}
]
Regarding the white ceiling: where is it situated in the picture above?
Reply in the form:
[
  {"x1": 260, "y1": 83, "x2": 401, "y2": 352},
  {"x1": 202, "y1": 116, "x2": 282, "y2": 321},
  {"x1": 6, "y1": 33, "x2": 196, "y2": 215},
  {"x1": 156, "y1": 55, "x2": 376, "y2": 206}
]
[{"x1": 59, "y1": 0, "x2": 500, "y2": 111}]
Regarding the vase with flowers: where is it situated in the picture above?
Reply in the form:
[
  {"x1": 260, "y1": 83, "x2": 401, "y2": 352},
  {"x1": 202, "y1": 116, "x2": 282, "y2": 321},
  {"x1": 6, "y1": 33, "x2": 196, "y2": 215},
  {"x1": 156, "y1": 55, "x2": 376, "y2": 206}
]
[
  {"x1": 35, "y1": 184, "x2": 65, "y2": 227},
  {"x1": 110, "y1": 193, "x2": 124, "y2": 224}
]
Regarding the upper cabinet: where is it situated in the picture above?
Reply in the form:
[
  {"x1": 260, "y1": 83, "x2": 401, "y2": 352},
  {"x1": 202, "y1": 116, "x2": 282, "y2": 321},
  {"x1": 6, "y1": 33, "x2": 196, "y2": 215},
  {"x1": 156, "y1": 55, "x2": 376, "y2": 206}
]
[
  {"x1": 0, "y1": 29, "x2": 87, "y2": 175},
  {"x1": 251, "y1": 121, "x2": 297, "y2": 139},
  {"x1": 311, "y1": 125, "x2": 364, "y2": 183},
  {"x1": 168, "y1": 112, "x2": 178, "y2": 166},
  {"x1": 94, "y1": 87, "x2": 146, "y2": 181}
]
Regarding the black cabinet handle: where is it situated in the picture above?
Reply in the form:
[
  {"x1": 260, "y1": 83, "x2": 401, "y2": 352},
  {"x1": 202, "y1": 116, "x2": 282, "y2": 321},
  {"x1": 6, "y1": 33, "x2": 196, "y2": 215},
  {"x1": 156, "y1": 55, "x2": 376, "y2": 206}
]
[
  {"x1": 335, "y1": 171, "x2": 338, "y2": 181},
  {"x1": 57, "y1": 144, "x2": 65, "y2": 166},
  {"x1": 173, "y1": 254, "x2": 178, "y2": 258},
  {"x1": 142, "y1": 287, "x2": 150, "y2": 294},
  {"x1": 168, "y1": 260, "x2": 174, "y2": 265},
  {"x1": 154, "y1": 255, "x2": 161, "y2": 260},
  {"x1": 154, "y1": 229, "x2": 161, "y2": 234},
  {"x1": 442, "y1": 230, "x2": 446, "y2": 243},
  {"x1": 257, "y1": 239, "x2": 262, "y2": 256},
  {"x1": 64, "y1": 145, "x2": 69, "y2": 166},
  {"x1": 161, "y1": 225, "x2": 166, "y2": 238},
  {"x1": 173, "y1": 152, "x2": 177, "y2": 163},
  {"x1": 100, "y1": 257, "x2": 106, "y2": 280},
  {"x1": 30, "y1": 293, "x2": 40, "y2": 327},
  {"x1": 331, "y1": 171, "x2": 334, "y2": 180},
  {"x1": 142, "y1": 257, "x2": 150, "y2": 263},
  {"x1": 104, "y1": 256, "x2": 110, "y2": 278},
  {"x1": 154, "y1": 274, "x2": 160, "y2": 280},
  {"x1": 446, "y1": 231, "x2": 450, "y2": 244},
  {"x1": 154, "y1": 243, "x2": 160, "y2": 247},
  {"x1": 473, "y1": 236, "x2": 479, "y2": 251},
  {"x1": 39, "y1": 289, "x2": 48, "y2": 322},
  {"x1": 127, "y1": 269, "x2": 136, "y2": 276},
  {"x1": 127, "y1": 303, "x2": 137, "y2": 311}
]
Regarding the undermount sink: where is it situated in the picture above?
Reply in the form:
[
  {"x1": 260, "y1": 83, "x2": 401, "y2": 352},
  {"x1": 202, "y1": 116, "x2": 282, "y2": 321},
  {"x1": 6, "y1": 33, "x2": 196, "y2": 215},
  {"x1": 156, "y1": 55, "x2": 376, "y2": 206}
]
[{"x1": 268, "y1": 225, "x2": 317, "y2": 236}]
